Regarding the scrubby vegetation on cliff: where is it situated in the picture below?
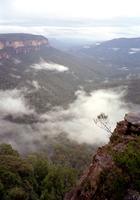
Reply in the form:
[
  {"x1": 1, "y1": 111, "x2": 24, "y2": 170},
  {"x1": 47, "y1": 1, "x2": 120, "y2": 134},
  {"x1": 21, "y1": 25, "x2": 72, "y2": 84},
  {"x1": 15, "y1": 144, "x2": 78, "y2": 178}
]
[
  {"x1": 93, "y1": 137, "x2": 140, "y2": 200},
  {"x1": 66, "y1": 113, "x2": 140, "y2": 200}
]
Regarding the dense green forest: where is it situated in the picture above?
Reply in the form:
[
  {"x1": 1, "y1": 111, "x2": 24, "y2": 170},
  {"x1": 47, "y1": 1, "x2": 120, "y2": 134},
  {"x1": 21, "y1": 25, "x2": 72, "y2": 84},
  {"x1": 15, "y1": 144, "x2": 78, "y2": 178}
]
[
  {"x1": 0, "y1": 143, "x2": 76, "y2": 200},
  {"x1": 0, "y1": 140, "x2": 95, "y2": 200}
]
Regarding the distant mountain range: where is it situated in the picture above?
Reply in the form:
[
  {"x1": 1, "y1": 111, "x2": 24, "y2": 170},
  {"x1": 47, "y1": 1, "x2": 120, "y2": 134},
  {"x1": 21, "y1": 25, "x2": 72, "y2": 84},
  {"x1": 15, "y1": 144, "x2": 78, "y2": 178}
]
[
  {"x1": 75, "y1": 37, "x2": 140, "y2": 104},
  {"x1": 96, "y1": 37, "x2": 140, "y2": 48},
  {"x1": 0, "y1": 34, "x2": 140, "y2": 113},
  {"x1": 78, "y1": 37, "x2": 140, "y2": 69}
]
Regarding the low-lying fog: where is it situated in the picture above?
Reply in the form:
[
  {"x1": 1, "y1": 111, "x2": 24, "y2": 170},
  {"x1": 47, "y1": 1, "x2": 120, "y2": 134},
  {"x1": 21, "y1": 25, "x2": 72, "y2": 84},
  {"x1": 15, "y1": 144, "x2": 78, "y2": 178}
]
[
  {"x1": 0, "y1": 87, "x2": 137, "y2": 153},
  {"x1": 31, "y1": 62, "x2": 69, "y2": 72}
]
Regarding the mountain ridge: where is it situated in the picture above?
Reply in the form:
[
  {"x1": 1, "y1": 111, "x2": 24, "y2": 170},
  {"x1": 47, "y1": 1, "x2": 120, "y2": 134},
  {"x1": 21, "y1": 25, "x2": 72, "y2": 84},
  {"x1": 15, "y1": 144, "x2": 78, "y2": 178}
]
[
  {"x1": 0, "y1": 33, "x2": 49, "y2": 59},
  {"x1": 98, "y1": 37, "x2": 140, "y2": 48}
]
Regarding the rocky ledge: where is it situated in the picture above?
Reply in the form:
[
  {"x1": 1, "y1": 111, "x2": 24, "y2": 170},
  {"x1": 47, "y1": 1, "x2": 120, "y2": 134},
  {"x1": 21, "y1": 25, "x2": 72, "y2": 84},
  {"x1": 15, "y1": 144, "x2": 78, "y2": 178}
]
[
  {"x1": 65, "y1": 112, "x2": 140, "y2": 200},
  {"x1": 0, "y1": 33, "x2": 49, "y2": 59},
  {"x1": 114, "y1": 112, "x2": 140, "y2": 136}
]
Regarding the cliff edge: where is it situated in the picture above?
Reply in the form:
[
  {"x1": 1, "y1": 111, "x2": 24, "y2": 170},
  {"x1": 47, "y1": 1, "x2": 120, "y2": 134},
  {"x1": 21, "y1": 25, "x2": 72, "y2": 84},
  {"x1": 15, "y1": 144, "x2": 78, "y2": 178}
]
[
  {"x1": 0, "y1": 33, "x2": 49, "y2": 59},
  {"x1": 65, "y1": 112, "x2": 140, "y2": 200}
]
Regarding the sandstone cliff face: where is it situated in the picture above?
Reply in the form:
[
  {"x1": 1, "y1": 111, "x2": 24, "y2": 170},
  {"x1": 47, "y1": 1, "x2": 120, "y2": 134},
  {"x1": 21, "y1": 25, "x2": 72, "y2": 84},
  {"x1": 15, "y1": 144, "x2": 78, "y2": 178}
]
[
  {"x1": 0, "y1": 33, "x2": 49, "y2": 59},
  {"x1": 65, "y1": 112, "x2": 140, "y2": 200}
]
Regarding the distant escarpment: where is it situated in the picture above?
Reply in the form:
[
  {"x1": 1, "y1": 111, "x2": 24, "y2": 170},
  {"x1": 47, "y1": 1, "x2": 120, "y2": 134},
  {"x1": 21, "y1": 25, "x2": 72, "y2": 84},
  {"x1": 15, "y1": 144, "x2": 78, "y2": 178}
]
[
  {"x1": 65, "y1": 112, "x2": 140, "y2": 200},
  {"x1": 0, "y1": 33, "x2": 49, "y2": 59}
]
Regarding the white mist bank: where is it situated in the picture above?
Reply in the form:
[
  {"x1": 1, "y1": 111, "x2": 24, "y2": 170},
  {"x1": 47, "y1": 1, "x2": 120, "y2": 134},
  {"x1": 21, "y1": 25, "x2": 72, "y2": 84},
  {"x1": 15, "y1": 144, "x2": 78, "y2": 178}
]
[
  {"x1": 0, "y1": 89, "x2": 33, "y2": 116},
  {"x1": 0, "y1": 88, "x2": 135, "y2": 152},
  {"x1": 40, "y1": 89, "x2": 130, "y2": 145},
  {"x1": 31, "y1": 62, "x2": 69, "y2": 72}
]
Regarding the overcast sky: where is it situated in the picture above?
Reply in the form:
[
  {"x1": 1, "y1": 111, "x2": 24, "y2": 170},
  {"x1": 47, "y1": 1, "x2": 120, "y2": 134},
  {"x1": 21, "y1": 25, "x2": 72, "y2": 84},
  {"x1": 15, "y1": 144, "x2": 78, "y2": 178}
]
[{"x1": 1, "y1": 0, "x2": 140, "y2": 40}]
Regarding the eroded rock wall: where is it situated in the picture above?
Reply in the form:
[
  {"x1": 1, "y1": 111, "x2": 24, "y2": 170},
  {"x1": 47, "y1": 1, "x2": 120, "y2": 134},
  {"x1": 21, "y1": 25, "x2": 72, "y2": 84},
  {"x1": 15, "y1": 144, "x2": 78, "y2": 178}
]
[{"x1": 0, "y1": 33, "x2": 49, "y2": 59}]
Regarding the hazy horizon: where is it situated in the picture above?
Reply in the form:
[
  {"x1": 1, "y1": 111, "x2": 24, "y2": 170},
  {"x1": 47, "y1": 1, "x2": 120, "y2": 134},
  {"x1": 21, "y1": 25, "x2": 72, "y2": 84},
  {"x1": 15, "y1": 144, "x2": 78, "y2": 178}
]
[{"x1": 1, "y1": 0, "x2": 140, "y2": 41}]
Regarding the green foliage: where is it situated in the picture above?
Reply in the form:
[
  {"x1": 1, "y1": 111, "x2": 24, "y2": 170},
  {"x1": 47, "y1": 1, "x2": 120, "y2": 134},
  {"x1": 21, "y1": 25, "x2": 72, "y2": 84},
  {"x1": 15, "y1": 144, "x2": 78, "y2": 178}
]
[
  {"x1": 27, "y1": 154, "x2": 49, "y2": 195},
  {"x1": 0, "y1": 169, "x2": 21, "y2": 187},
  {"x1": 79, "y1": 135, "x2": 140, "y2": 200},
  {"x1": 0, "y1": 155, "x2": 33, "y2": 177},
  {"x1": 114, "y1": 138, "x2": 140, "y2": 191},
  {"x1": 0, "y1": 144, "x2": 38, "y2": 200},
  {"x1": 48, "y1": 134, "x2": 94, "y2": 175},
  {"x1": 0, "y1": 144, "x2": 19, "y2": 157},
  {"x1": 97, "y1": 168, "x2": 128, "y2": 200},
  {"x1": 27, "y1": 154, "x2": 49, "y2": 182},
  {"x1": 41, "y1": 165, "x2": 76, "y2": 200},
  {"x1": 94, "y1": 137, "x2": 140, "y2": 200},
  {"x1": 0, "y1": 144, "x2": 77, "y2": 200},
  {"x1": 0, "y1": 181, "x2": 4, "y2": 198},
  {"x1": 7, "y1": 187, "x2": 27, "y2": 200}
]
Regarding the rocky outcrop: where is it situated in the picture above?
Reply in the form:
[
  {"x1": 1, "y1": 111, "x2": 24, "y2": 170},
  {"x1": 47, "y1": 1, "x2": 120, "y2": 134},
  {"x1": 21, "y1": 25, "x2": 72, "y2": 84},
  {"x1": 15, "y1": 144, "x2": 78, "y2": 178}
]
[
  {"x1": 65, "y1": 112, "x2": 140, "y2": 200},
  {"x1": 114, "y1": 112, "x2": 140, "y2": 136},
  {"x1": 0, "y1": 33, "x2": 49, "y2": 59}
]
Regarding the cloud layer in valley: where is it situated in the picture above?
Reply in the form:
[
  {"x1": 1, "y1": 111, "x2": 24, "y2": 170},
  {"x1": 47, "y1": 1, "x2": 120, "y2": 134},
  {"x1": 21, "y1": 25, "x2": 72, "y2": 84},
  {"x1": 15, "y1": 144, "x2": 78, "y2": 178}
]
[
  {"x1": 31, "y1": 62, "x2": 69, "y2": 72},
  {"x1": 40, "y1": 89, "x2": 130, "y2": 145},
  {"x1": 0, "y1": 89, "x2": 33, "y2": 116},
  {"x1": 0, "y1": 88, "x2": 135, "y2": 153}
]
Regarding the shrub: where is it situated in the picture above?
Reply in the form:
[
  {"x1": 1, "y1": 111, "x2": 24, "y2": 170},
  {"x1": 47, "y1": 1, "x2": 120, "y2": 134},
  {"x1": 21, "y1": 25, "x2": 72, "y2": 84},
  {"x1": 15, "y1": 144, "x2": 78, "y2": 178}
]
[
  {"x1": 40, "y1": 165, "x2": 77, "y2": 200},
  {"x1": 8, "y1": 187, "x2": 27, "y2": 200},
  {"x1": 114, "y1": 139, "x2": 140, "y2": 191}
]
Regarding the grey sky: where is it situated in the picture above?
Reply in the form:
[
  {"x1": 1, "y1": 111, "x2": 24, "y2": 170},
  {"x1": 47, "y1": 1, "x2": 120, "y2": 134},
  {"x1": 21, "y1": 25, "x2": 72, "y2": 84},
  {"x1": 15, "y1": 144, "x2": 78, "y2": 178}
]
[{"x1": 0, "y1": 0, "x2": 140, "y2": 40}]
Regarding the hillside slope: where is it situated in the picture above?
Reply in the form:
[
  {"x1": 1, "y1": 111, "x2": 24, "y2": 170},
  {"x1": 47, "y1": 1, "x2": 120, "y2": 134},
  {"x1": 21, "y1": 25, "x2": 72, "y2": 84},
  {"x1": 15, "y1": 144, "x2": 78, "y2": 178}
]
[
  {"x1": 78, "y1": 37, "x2": 140, "y2": 70},
  {"x1": 0, "y1": 33, "x2": 105, "y2": 112},
  {"x1": 65, "y1": 112, "x2": 140, "y2": 200}
]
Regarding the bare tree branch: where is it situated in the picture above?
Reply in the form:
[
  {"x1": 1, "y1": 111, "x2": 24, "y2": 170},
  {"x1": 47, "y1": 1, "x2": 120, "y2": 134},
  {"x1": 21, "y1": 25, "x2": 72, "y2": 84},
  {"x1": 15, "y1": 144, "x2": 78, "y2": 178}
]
[{"x1": 93, "y1": 113, "x2": 112, "y2": 134}]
